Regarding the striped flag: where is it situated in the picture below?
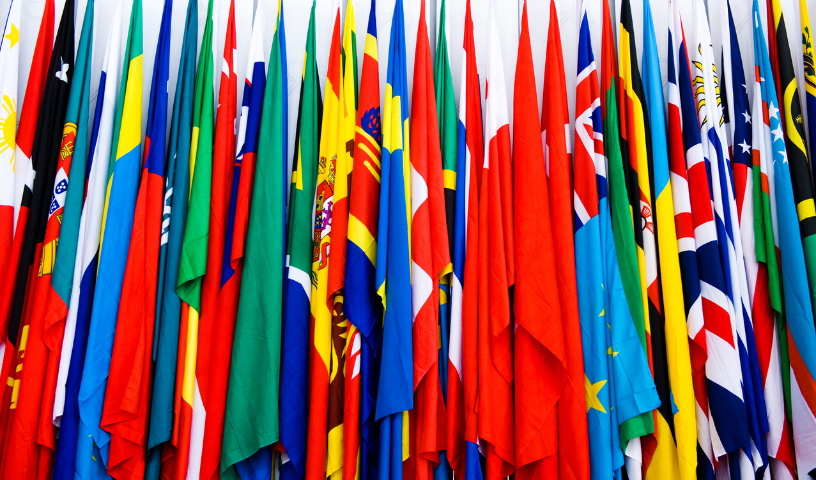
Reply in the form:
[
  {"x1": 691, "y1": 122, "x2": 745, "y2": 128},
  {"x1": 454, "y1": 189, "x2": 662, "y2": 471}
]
[
  {"x1": 304, "y1": 1, "x2": 349, "y2": 478},
  {"x1": 619, "y1": 1, "x2": 664, "y2": 476},
  {"x1": 74, "y1": 0, "x2": 143, "y2": 475},
  {"x1": 753, "y1": 1, "x2": 816, "y2": 475},
  {"x1": 144, "y1": 0, "x2": 196, "y2": 477},
  {"x1": 220, "y1": 1, "x2": 287, "y2": 477},
  {"x1": 0, "y1": 0, "x2": 20, "y2": 327},
  {"x1": 690, "y1": 0, "x2": 753, "y2": 470},
  {"x1": 667, "y1": 2, "x2": 717, "y2": 477},
  {"x1": 100, "y1": 1, "x2": 168, "y2": 477},
  {"x1": 55, "y1": 2, "x2": 125, "y2": 478},
  {"x1": 194, "y1": 2, "x2": 237, "y2": 478},
  {"x1": 174, "y1": 0, "x2": 216, "y2": 476},
  {"x1": 410, "y1": 1, "x2": 451, "y2": 479},
  {"x1": 448, "y1": 3, "x2": 483, "y2": 480},
  {"x1": 599, "y1": 1, "x2": 657, "y2": 468},
  {"x1": 481, "y1": 2, "x2": 516, "y2": 478},
  {"x1": 513, "y1": 2, "x2": 564, "y2": 479},
  {"x1": 280, "y1": 0, "x2": 316, "y2": 478},
  {"x1": 642, "y1": 0, "x2": 697, "y2": 477},
  {"x1": 375, "y1": 1, "x2": 413, "y2": 478},
  {"x1": 344, "y1": 1, "x2": 382, "y2": 479},
  {"x1": 749, "y1": 6, "x2": 797, "y2": 478},
  {"x1": 719, "y1": 1, "x2": 772, "y2": 476}
]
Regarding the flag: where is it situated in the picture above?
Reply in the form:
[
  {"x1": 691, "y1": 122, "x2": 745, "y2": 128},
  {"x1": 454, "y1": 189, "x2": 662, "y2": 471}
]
[
  {"x1": 0, "y1": 0, "x2": 20, "y2": 327},
  {"x1": 190, "y1": 2, "x2": 237, "y2": 478},
  {"x1": 0, "y1": 0, "x2": 53, "y2": 448},
  {"x1": 619, "y1": 0, "x2": 668, "y2": 475},
  {"x1": 719, "y1": 1, "x2": 773, "y2": 476},
  {"x1": 220, "y1": 0, "x2": 286, "y2": 475},
  {"x1": 667, "y1": 2, "x2": 716, "y2": 477},
  {"x1": 99, "y1": 0, "x2": 165, "y2": 476},
  {"x1": 599, "y1": 0, "x2": 656, "y2": 464},
  {"x1": 540, "y1": 2, "x2": 589, "y2": 479},
  {"x1": 344, "y1": 1, "x2": 382, "y2": 479},
  {"x1": 144, "y1": 0, "x2": 196, "y2": 477},
  {"x1": 643, "y1": 0, "x2": 697, "y2": 477},
  {"x1": 74, "y1": 0, "x2": 143, "y2": 475},
  {"x1": 280, "y1": 0, "x2": 316, "y2": 479},
  {"x1": 54, "y1": 1, "x2": 126, "y2": 477},
  {"x1": 769, "y1": 0, "x2": 816, "y2": 318},
  {"x1": 753, "y1": 1, "x2": 816, "y2": 475},
  {"x1": 174, "y1": 0, "x2": 216, "y2": 475},
  {"x1": 409, "y1": 1, "x2": 451, "y2": 479},
  {"x1": 375, "y1": 1, "x2": 412, "y2": 479},
  {"x1": 448, "y1": 2, "x2": 483, "y2": 480},
  {"x1": 801, "y1": 0, "x2": 816, "y2": 183},
  {"x1": 0, "y1": 0, "x2": 73, "y2": 477},
  {"x1": 325, "y1": 1, "x2": 356, "y2": 477},
  {"x1": 303, "y1": 0, "x2": 351, "y2": 478},
  {"x1": 513, "y1": 2, "x2": 565, "y2": 479},
  {"x1": 690, "y1": 1, "x2": 756, "y2": 472}
]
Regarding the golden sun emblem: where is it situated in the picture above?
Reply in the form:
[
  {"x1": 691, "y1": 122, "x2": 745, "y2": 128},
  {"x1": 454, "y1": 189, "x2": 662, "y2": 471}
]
[{"x1": 0, "y1": 94, "x2": 16, "y2": 170}]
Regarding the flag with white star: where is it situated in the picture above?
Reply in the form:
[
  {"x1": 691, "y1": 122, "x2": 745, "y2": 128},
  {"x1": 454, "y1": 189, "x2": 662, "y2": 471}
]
[{"x1": 753, "y1": 0, "x2": 816, "y2": 475}]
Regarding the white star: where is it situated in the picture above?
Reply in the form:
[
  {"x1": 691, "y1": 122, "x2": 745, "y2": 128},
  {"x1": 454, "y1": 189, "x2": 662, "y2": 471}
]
[
  {"x1": 742, "y1": 111, "x2": 752, "y2": 124},
  {"x1": 769, "y1": 102, "x2": 779, "y2": 120},
  {"x1": 55, "y1": 57, "x2": 69, "y2": 83},
  {"x1": 743, "y1": 83, "x2": 749, "y2": 94},
  {"x1": 772, "y1": 124, "x2": 785, "y2": 142},
  {"x1": 779, "y1": 148, "x2": 788, "y2": 163},
  {"x1": 739, "y1": 140, "x2": 751, "y2": 153}
]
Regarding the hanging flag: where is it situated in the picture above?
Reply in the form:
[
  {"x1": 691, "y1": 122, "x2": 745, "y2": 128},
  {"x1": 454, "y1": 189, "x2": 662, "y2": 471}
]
[
  {"x1": 303, "y1": 1, "x2": 348, "y2": 478},
  {"x1": 192, "y1": 2, "x2": 237, "y2": 478},
  {"x1": 512, "y1": 2, "x2": 564, "y2": 480},
  {"x1": 667, "y1": 2, "x2": 716, "y2": 477},
  {"x1": 753, "y1": 1, "x2": 816, "y2": 475},
  {"x1": 375, "y1": 1, "x2": 412, "y2": 479},
  {"x1": 0, "y1": 0, "x2": 54, "y2": 449},
  {"x1": 144, "y1": 0, "x2": 196, "y2": 477},
  {"x1": 73, "y1": 0, "x2": 143, "y2": 476},
  {"x1": 173, "y1": 0, "x2": 216, "y2": 476},
  {"x1": 344, "y1": 1, "x2": 381, "y2": 479},
  {"x1": 690, "y1": 1, "x2": 756, "y2": 473},
  {"x1": 220, "y1": 0, "x2": 286, "y2": 476},
  {"x1": 53, "y1": 1, "x2": 126, "y2": 478},
  {"x1": 0, "y1": 0, "x2": 20, "y2": 325},
  {"x1": 719, "y1": 1, "x2": 773, "y2": 476},
  {"x1": 0, "y1": 0, "x2": 75, "y2": 476},
  {"x1": 619, "y1": 0, "x2": 668, "y2": 476},
  {"x1": 480, "y1": 2, "x2": 516, "y2": 478},
  {"x1": 280, "y1": 0, "x2": 315, "y2": 479},
  {"x1": 801, "y1": 0, "x2": 816, "y2": 182},
  {"x1": 99, "y1": 0, "x2": 165, "y2": 477},
  {"x1": 743, "y1": 5, "x2": 797, "y2": 480},
  {"x1": 599, "y1": 1, "x2": 656, "y2": 468},
  {"x1": 409, "y1": 1, "x2": 451, "y2": 479},
  {"x1": 643, "y1": 0, "x2": 697, "y2": 478},
  {"x1": 540, "y1": 2, "x2": 589, "y2": 479},
  {"x1": 769, "y1": 0, "x2": 816, "y2": 317}
]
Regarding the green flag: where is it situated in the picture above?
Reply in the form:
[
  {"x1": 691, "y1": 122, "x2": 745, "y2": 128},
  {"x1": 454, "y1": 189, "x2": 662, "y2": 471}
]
[
  {"x1": 435, "y1": 0, "x2": 457, "y2": 257},
  {"x1": 221, "y1": 5, "x2": 287, "y2": 476},
  {"x1": 177, "y1": 0, "x2": 215, "y2": 310}
]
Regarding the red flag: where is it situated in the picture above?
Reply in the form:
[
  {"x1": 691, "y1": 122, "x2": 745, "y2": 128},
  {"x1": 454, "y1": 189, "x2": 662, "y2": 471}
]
[
  {"x1": 513, "y1": 2, "x2": 567, "y2": 479},
  {"x1": 541, "y1": 2, "x2": 589, "y2": 478},
  {"x1": 479, "y1": 2, "x2": 515, "y2": 479},
  {"x1": 409, "y1": 2, "x2": 451, "y2": 480},
  {"x1": 198, "y1": 3, "x2": 238, "y2": 478}
]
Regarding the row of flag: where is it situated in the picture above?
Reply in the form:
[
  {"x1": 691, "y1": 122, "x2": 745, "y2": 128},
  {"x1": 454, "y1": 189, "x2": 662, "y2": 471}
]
[{"x1": 2, "y1": 0, "x2": 816, "y2": 479}]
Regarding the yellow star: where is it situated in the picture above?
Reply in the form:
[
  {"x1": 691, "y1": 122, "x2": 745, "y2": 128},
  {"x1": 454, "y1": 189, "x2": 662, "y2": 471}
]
[
  {"x1": 607, "y1": 346, "x2": 618, "y2": 358},
  {"x1": 585, "y1": 375, "x2": 608, "y2": 413},
  {"x1": 4, "y1": 23, "x2": 18, "y2": 49}
]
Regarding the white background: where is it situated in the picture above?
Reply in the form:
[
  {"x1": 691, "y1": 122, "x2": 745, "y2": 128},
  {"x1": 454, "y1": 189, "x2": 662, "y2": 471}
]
[{"x1": 0, "y1": 0, "x2": 812, "y2": 164}]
